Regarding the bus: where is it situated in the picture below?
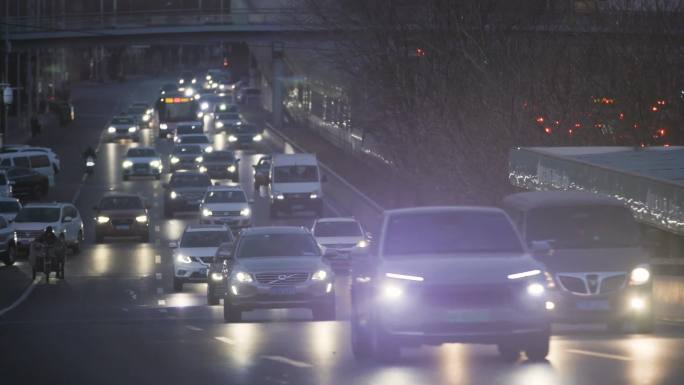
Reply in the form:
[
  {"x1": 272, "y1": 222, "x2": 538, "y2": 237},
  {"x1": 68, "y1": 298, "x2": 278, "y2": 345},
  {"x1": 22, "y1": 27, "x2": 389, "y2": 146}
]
[{"x1": 155, "y1": 93, "x2": 202, "y2": 139}]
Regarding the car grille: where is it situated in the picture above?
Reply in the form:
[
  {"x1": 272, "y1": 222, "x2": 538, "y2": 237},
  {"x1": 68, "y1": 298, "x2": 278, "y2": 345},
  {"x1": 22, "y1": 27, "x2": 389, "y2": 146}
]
[
  {"x1": 15, "y1": 230, "x2": 44, "y2": 239},
  {"x1": 254, "y1": 272, "x2": 310, "y2": 286},
  {"x1": 111, "y1": 218, "x2": 134, "y2": 226},
  {"x1": 600, "y1": 274, "x2": 627, "y2": 293},
  {"x1": 323, "y1": 243, "x2": 356, "y2": 249},
  {"x1": 133, "y1": 164, "x2": 149, "y2": 171},
  {"x1": 421, "y1": 283, "x2": 520, "y2": 308},
  {"x1": 116, "y1": 128, "x2": 128, "y2": 134},
  {"x1": 558, "y1": 273, "x2": 627, "y2": 295},
  {"x1": 558, "y1": 276, "x2": 587, "y2": 294},
  {"x1": 212, "y1": 211, "x2": 241, "y2": 217},
  {"x1": 283, "y1": 193, "x2": 309, "y2": 200}
]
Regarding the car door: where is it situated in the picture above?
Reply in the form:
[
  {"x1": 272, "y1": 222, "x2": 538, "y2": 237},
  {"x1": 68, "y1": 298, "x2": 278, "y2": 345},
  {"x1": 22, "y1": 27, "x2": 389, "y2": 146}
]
[
  {"x1": 0, "y1": 217, "x2": 11, "y2": 252},
  {"x1": 65, "y1": 205, "x2": 81, "y2": 241}
]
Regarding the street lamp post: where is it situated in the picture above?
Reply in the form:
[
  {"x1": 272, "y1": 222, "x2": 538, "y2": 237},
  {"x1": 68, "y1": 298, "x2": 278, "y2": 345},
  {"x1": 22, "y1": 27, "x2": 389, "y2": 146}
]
[{"x1": 0, "y1": 84, "x2": 14, "y2": 148}]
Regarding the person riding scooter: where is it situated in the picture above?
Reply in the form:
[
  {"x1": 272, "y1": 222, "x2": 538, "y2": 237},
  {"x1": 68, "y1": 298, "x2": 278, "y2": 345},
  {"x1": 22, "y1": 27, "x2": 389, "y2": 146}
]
[{"x1": 83, "y1": 146, "x2": 96, "y2": 173}]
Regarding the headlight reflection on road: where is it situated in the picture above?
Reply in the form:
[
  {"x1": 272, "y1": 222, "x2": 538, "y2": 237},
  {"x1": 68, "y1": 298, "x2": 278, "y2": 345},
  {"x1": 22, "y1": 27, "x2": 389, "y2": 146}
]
[{"x1": 222, "y1": 324, "x2": 263, "y2": 369}]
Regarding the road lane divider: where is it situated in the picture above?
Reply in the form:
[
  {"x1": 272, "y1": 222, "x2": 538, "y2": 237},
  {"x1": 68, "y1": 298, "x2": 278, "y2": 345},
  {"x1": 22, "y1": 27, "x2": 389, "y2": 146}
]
[
  {"x1": 566, "y1": 349, "x2": 633, "y2": 361},
  {"x1": 155, "y1": 255, "x2": 161, "y2": 264},
  {"x1": 186, "y1": 325, "x2": 204, "y2": 331},
  {"x1": 0, "y1": 277, "x2": 41, "y2": 317},
  {"x1": 214, "y1": 336, "x2": 235, "y2": 345},
  {"x1": 155, "y1": 273, "x2": 162, "y2": 280},
  {"x1": 262, "y1": 355, "x2": 313, "y2": 369},
  {"x1": 157, "y1": 299, "x2": 166, "y2": 306}
]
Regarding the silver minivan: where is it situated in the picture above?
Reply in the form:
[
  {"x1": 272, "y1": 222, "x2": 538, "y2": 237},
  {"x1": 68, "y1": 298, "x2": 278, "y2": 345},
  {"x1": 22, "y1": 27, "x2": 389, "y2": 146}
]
[
  {"x1": 502, "y1": 191, "x2": 653, "y2": 333},
  {"x1": 0, "y1": 151, "x2": 55, "y2": 186}
]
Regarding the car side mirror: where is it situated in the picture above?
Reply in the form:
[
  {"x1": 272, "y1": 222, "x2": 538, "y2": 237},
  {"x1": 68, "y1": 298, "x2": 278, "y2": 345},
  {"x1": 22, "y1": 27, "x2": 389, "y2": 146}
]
[
  {"x1": 62, "y1": 216, "x2": 73, "y2": 223},
  {"x1": 321, "y1": 174, "x2": 328, "y2": 183},
  {"x1": 169, "y1": 241, "x2": 178, "y2": 248}
]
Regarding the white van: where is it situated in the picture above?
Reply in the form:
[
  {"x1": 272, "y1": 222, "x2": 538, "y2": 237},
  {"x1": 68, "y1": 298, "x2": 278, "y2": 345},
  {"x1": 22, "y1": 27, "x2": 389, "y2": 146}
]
[
  {"x1": 0, "y1": 151, "x2": 55, "y2": 186},
  {"x1": 268, "y1": 153, "x2": 326, "y2": 218}
]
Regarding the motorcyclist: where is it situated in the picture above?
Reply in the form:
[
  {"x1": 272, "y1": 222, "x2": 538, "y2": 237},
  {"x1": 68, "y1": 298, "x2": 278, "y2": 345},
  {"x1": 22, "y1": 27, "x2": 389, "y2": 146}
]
[{"x1": 83, "y1": 146, "x2": 97, "y2": 161}]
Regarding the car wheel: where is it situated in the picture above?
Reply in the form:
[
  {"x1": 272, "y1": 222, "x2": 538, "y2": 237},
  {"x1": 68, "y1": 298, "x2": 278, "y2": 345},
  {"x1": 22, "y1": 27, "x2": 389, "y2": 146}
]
[
  {"x1": 123, "y1": 174, "x2": 129, "y2": 181},
  {"x1": 223, "y1": 300, "x2": 242, "y2": 323},
  {"x1": 2, "y1": 243, "x2": 16, "y2": 266},
  {"x1": 173, "y1": 277, "x2": 183, "y2": 292},
  {"x1": 95, "y1": 232, "x2": 104, "y2": 244},
  {"x1": 351, "y1": 313, "x2": 374, "y2": 360},
  {"x1": 312, "y1": 299, "x2": 336, "y2": 321},
  {"x1": 207, "y1": 286, "x2": 220, "y2": 306},
  {"x1": 524, "y1": 332, "x2": 550, "y2": 361},
  {"x1": 497, "y1": 340, "x2": 522, "y2": 362},
  {"x1": 634, "y1": 316, "x2": 655, "y2": 334}
]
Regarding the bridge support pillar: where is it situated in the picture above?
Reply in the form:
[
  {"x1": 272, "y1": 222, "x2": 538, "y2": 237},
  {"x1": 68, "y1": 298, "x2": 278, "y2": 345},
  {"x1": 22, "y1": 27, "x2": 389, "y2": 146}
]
[{"x1": 271, "y1": 42, "x2": 285, "y2": 128}]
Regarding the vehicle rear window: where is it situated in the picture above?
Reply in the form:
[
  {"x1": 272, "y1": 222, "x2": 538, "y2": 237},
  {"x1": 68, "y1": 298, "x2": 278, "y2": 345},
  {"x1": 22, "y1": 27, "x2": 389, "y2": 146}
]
[
  {"x1": 127, "y1": 149, "x2": 156, "y2": 157},
  {"x1": 0, "y1": 201, "x2": 20, "y2": 213},
  {"x1": 14, "y1": 207, "x2": 61, "y2": 223},
  {"x1": 204, "y1": 190, "x2": 246, "y2": 203},
  {"x1": 29, "y1": 155, "x2": 51, "y2": 168},
  {"x1": 99, "y1": 196, "x2": 144, "y2": 210},
  {"x1": 525, "y1": 205, "x2": 641, "y2": 249},
  {"x1": 238, "y1": 234, "x2": 320, "y2": 258},
  {"x1": 14, "y1": 157, "x2": 30, "y2": 168},
  {"x1": 383, "y1": 211, "x2": 523, "y2": 256},
  {"x1": 170, "y1": 173, "x2": 211, "y2": 187},
  {"x1": 180, "y1": 135, "x2": 209, "y2": 144},
  {"x1": 314, "y1": 221, "x2": 362, "y2": 237}
]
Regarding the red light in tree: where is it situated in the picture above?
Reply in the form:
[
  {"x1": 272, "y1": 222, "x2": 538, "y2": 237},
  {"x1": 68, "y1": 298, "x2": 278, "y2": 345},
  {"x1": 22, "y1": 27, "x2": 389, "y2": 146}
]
[
  {"x1": 664, "y1": 143, "x2": 670, "y2": 147},
  {"x1": 618, "y1": 112, "x2": 624, "y2": 120},
  {"x1": 544, "y1": 127, "x2": 552, "y2": 134},
  {"x1": 651, "y1": 106, "x2": 658, "y2": 112},
  {"x1": 658, "y1": 128, "x2": 666, "y2": 137},
  {"x1": 536, "y1": 116, "x2": 544, "y2": 124},
  {"x1": 574, "y1": 123, "x2": 581, "y2": 128},
  {"x1": 223, "y1": 58, "x2": 230, "y2": 68},
  {"x1": 554, "y1": 120, "x2": 560, "y2": 126},
  {"x1": 415, "y1": 48, "x2": 426, "y2": 57},
  {"x1": 640, "y1": 143, "x2": 646, "y2": 148},
  {"x1": 568, "y1": 129, "x2": 573, "y2": 135}
]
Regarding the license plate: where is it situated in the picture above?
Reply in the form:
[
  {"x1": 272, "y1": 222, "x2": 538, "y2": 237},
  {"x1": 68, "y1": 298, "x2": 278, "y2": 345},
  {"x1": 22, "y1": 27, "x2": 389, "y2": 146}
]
[
  {"x1": 447, "y1": 310, "x2": 490, "y2": 323},
  {"x1": 291, "y1": 204, "x2": 305, "y2": 210},
  {"x1": 189, "y1": 200, "x2": 201, "y2": 205},
  {"x1": 115, "y1": 225, "x2": 130, "y2": 230},
  {"x1": 270, "y1": 286, "x2": 296, "y2": 295},
  {"x1": 576, "y1": 300, "x2": 611, "y2": 311}
]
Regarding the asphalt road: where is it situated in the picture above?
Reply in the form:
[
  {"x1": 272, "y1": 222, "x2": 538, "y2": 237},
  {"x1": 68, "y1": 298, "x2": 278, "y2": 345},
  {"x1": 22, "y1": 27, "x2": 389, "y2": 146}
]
[{"x1": 1, "y1": 79, "x2": 684, "y2": 385}]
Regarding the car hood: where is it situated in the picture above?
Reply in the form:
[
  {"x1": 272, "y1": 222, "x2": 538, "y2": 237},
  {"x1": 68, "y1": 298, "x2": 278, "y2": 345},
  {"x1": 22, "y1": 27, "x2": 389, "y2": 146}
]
[
  {"x1": 316, "y1": 236, "x2": 363, "y2": 245},
  {"x1": 170, "y1": 186, "x2": 210, "y2": 193},
  {"x1": 176, "y1": 247, "x2": 219, "y2": 258},
  {"x1": 379, "y1": 253, "x2": 543, "y2": 285},
  {"x1": 236, "y1": 256, "x2": 324, "y2": 273},
  {"x1": 13, "y1": 222, "x2": 57, "y2": 231},
  {"x1": 127, "y1": 157, "x2": 160, "y2": 164},
  {"x1": 271, "y1": 182, "x2": 320, "y2": 194},
  {"x1": 97, "y1": 209, "x2": 145, "y2": 218},
  {"x1": 0, "y1": 213, "x2": 17, "y2": 222},
  {"x1": 534, "y1": 247, "x2": 647, "y2": 273},
  {"x1": 203, "y1": 160, "x2": 237, "y2": 166},
  {"x1": 203, "y1": 203, "x2": 249, "y2": 211}
]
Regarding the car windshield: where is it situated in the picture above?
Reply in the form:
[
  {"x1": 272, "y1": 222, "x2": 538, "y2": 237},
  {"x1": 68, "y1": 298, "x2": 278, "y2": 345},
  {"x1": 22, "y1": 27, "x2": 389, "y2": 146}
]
[
  {"x1": 181, "y1": 231, "x2": 233, "y2": 247},
  {"x1": 170, "y1": 173, "x2": 211, "y2": 187},
  {"x1": 235, "y1": 125, "x2": 259, "y2": 133},
  {"x1": 383, "y1": 211, "x2": 524, "y2": 256},
  {"x1": 0, "y1": 201, "x2": 20, "y2": 213},
  {"x1": 14, "y1": 207, "x2": 61, "y2": 223},
  {"x1": 99, "y1": 197, "x2": 144, "y2": 210},
  {"x1": 204, "y1": 152, "x2": 235, "y2": 162},
  {"x1": 273, "y1": 166, "x2": 318, "y2": 183},
  {"x1": 314, "y1": 221, "x2": 362, "y2": 237},
  {"x1": 0, "y1": 173, "x2": 6, "y2": 184},
  {"x1": 176, "y1": 126, "x2": 201, "y2": 135},
  {"x1": 174, "y1": 145, "x2": 202, "y2": 155},
  {"x1": 237, "y1": 234, "x2": 320, "y2": 258},
  {"x1": 526, "y1": 206, "x2": 641, "y2": 249},
  {"x1": 180, "y1": 136, "x2": 209, "y2": 144},
  {"x1": 111, "y1": 117, "x2": 134, "y2": 125},
  {"x1": 127, "y1": 149, "x2": 156, "y2": 157},
  {"x1": 217, "y1": 113, "x2": 239, "y2": 120},
  {"x1": 205, "y1": 190, "x2": 246, "y2": 203},
  {"x1": 127, "y1": 107, "x2": 146, "y2": 115}
]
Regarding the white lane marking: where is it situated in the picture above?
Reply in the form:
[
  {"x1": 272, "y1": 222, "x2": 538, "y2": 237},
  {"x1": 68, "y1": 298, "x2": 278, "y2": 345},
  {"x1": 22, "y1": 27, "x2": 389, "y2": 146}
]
[
  {"x1": 0, "y1": 277, "x2": 41, "y2": 317},
  {"x1": 81, "y1": 174, "x2": 87, "y2": 182},
  {"x1": 214, "y1": 336, "x2": 235, "y2": 345},
  {"x1": 155, "y1": 225, "x2": 160, "y2": 232},
  {"x1": 121, "y1": 307, "x2": 129, "y2": 312},
  {"x1": 153, "y1": 202, "x2": 159, "y2": 208},
  {"x1": 155, "y1": 255, "x2": 161, "y2": 264},
  {"x1": 158, "y1": 308, "x2": 168, "y2": 313},
  {"x1": 262, "y1": 355, "x2": 313, "y2": 368},
  {"x1": 155, "y1": 273, "x2": 162, "y2": 280},
  {"x1": 186, "y1": 325, "x2": 204, "y2": 331},
  {"x1": 125, "y1": 289, "x2": 137, "y2": 300},
  {"x1": 157, "y1": 299, "x2": 166, "y2": 306},
  {"x1": 566, "y1": 349, "x2": 633, "y2": 362},
  {"x1": 156, "y1": 287, "x2": 164, "y2": 295}
]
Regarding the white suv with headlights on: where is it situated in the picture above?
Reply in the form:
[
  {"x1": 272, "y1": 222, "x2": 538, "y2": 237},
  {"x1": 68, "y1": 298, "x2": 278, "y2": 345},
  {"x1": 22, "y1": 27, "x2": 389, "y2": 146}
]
[
  {"x1": 221, "y1": 226, "x2": 337, "y2": 323},
  {"x1": 350, "y1": 207, "x2": 551, "y2": 362},
  {"x1": 312, "y1": 217, "x2": 369, "y2": 272},
  {"x1": 199, "y1": 185, "x2": 253, "y2": 230},
  {"x1": 13, "y1": 203, "x2": 84, "y2": 255},
  {"x1": 122, "y1": 147, "x2": 163, "y2": 180},
  {"x1": 106, "y1": 115, "x2": 140, "y2": 142},
  {"x1": 171, "y1": 224, "x2": 234, "y2": 291}
]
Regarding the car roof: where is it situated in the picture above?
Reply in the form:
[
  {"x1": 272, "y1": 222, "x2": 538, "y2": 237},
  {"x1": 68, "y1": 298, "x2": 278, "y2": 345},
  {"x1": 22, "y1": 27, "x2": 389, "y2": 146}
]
[
  {"x1": 385, "y1": 206, "x2": 507, "y2": 216},
  {"x1": 315, "y1": 217, "x2": 358, "y2": 223},
  {"x1": 207, "y1": 184, "x2": 244, "y2": 192},
  {"x1": 0, "y1": 196, "x2": 19, "y2": 202},
  {"x1": 271, "y1": 153, "x2": 317, "y2": 166},
  {"x1": 0, "y1": 150, "x2": 50, "y2": 157},
  {"x1": 24, "y1": 202, "x2": 67, "y2": 208},
  {"x1": 184, "y1": 224, "x2": 228, "y2": 232},
  {"x1": 101, "y1": 192, "x2": 142, "y2": 199},
  {"x1": 240, "y1": 226, "x2": 310, "y2": 236},
  {"x1": 502, "y1": 191, "x2": 624, "y2": 211}
]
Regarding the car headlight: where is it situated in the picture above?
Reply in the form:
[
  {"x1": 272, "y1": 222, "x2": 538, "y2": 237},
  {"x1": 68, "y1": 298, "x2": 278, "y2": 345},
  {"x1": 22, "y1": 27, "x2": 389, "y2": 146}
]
[
  {"x1": 204, "y1": 146, "x2": 213, "y2": 153},
  {"x1": 526, "y1": 282, "x2": 545, "y2": 297},
  {"x1": 240, "y1": 208, "x2": 251, "y2": 217},
  {"x1": 197, "y1": 111, "x2": 204, "y2": 118},
  {"x1": 108, "y1": 126, "x2": 116, "y2": 133},
  {"x1": 97, "y1": 216, "x2": 110, "y2": 224},
  {"x1": 253, "y1": 134, "x2": 263, "y2": 142},
  {"x1": 216, "y1": 121, "x2": 224, "y2": 128},
  {"x1": 201, "y1": 102, "x2": 209, "y2": 110},
  {"x1": 220, "y1": 104, "x2": 226, "y2": 110},
  {"x1": 236, "y1": 121, "x2": 243, "y2": 126},
  {"x1": 122, "y1": 160, "x2": 133, "y2": 168},
  {"x1": 211, "y1": 272, "x2": 223, "y2": 281},
  {"x1": 228, "y1": 135, "x2": 238, "y2": 142},
  {"x1": 195, "y1": 156, "x2": 204, "y2": 163},
  {"x1": 177, "y1": 254, "x2": 192, "y2": 264},
  {"x1": 128, "y1": 126, "x2": 137, "y2": 133},
  {"x1": 170, "y1": 191, "x2": 178, "y2": 199},
  {"x1": 234, "y1": 271, "x2": 253, "y2": 283},
  {"x1": 199, "y1": 166, "x2": 207, "y2": 173},
  {"x1": 227, "y1": 165, "x2": 236, "y2": 173},
  {"x1": 381, "y1": 283, "x2": 403, "y2": 301},
  {"x1": 179, "y1": 79, "x2": 185, "y2": 84},
  {"x1": 309, "y1": 192, "x2": 319, "y2": 199},
  {"x1": 202, "y1": 208, "x2": 213, "y2": 217},
  {"x1": 630, "y1": 265, "x2": 651, "y2": 285},
  {"x1": 170, "y1": 156, "x2": 180, "y2": 164},
  {"x1": 135, "y1": 215, "x2": 148, "y2": 223},
  {"x1": 311, "y1": 270, "x2": 329, "y2": 281},
  {"x1": 160, "y1": 123, "x2": 168, "y2": 130},
  {"x1": 206, "y1": 75, "x2": 212, "y2": 81},
  {"x1": 356, "y1": 239, "x2": 369, "y2": 248},
  {"x1": 275, "y1": 193, "x2": 284, "y2": 200},
  {"x1": 192, "y1": 78, "x2": 196, "y2": 84},
  {"x1": 184, "y1": 88, "x2": 194, "y2": 97},
  {"x1": 219, "y1": 84, "x2": 225, "y2": 90},
  {"x1": 150, "y1": 160, "x2": 161, "y2": 168},
  {"x1": 142, "y1": 114, "x2": 150, "y2": 122}
]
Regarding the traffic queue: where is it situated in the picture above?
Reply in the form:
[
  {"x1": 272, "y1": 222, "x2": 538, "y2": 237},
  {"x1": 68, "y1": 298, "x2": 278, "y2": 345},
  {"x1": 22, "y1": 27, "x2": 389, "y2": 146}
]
[{"x1": 0, "y1": 68, "x2": 655, "y2": 363}]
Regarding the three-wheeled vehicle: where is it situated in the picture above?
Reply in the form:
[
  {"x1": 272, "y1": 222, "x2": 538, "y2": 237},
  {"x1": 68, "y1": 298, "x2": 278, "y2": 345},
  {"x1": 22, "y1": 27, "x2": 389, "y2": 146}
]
[{"x1": 29, "y1": 240, "x2": 66, "y2": 281}]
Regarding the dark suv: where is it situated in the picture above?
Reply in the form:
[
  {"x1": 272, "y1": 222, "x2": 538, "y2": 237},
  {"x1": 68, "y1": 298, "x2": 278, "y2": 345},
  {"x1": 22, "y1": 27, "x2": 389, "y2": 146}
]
[
  {"x1": 199, "y1": 150, "x2": 240, "y2": 182},
  {"x1": 163, "y1": 171, "x2": 212, "y2": 218},
  {"x1": 93, "y1": 193, "x2": 149, "y2": 243}
]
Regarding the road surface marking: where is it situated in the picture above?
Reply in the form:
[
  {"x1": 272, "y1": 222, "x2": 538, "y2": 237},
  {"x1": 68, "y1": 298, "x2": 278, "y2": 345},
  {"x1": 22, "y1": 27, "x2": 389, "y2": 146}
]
[
  {"x1": 324, "y1": 201, "x2": 342, "y2": 216},
  {"x1": 186, "y1": 325, "x2": 204, "y2": 331},
  {"x1": 157, "y1": 299, "x2": 166, "y2": 306},
  {"x1": 158, "y1": 308, "x2": 168, "y2": 313},
  {"x1": 125, "y1": 289, "x2": 137, "y2": 300},
  {"x1": 214, "y1": 336, "x2": 235, "y2": 345},
  {"x1": 566, "y1": 349, "x2": 633, "y2": 361},
  {"x1": 155, "y1": 239, "x2": 160, "y2": 246},
  {"x1": 156, "y1": 287, "x2": 164, "y2": 295},
  {"x1": 0, "y1": 277, "x2": 41, "y2": 317},
  {"x1": 155, "y1": 255, "x2": 161, "y2": 264},
  {"x1": 155, "y1": 225, "x2": 161, "y2": 232},
  {"x1": 153, "y1": 192, "x2": 158, "y2": 198},
  {"x1": 155, "y1": 273, "x2": 162, "y2": 280},
  {"x1": 262, "y1": 356, "x2": 313, "y2": 368},
  {"x1": 81, "y1": 174, "x2": 87, "y2": 182},
  {"x1": 153, "y1": 202, "x2": 159, "y2": 208},
  {"x1": 121, "y1": 307, "x2": 129, "y2": 312}
]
